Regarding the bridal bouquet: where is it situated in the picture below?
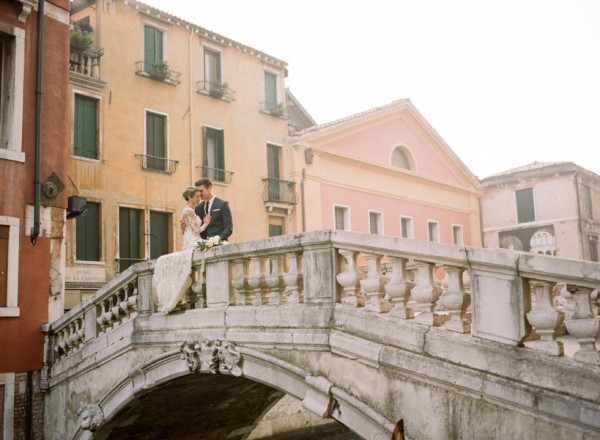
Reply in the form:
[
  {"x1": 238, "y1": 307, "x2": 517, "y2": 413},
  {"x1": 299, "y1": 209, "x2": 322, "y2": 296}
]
[{"x1": 196, "y1": 236, "x2": 223, "y2": 252}]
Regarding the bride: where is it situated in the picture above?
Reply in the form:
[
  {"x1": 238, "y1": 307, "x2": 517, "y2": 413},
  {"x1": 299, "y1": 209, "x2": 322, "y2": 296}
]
[{"x1": 181, "y1": 187, "x2": 210, "y2": 250}]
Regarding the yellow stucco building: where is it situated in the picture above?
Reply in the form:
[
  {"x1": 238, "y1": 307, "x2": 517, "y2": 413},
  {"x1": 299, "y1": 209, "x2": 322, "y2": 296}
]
[{"x1": 66, "y1": 0, "x2": 294, "y2": 307}]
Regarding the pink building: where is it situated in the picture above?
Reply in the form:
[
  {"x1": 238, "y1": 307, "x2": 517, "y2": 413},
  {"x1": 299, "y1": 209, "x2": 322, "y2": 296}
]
[
  {"x1": 289, "y1": 99, "x2": 482, "y2": 246},
  {"x1": 481, "y1": 161, "x2": 600, "y2": 261}
]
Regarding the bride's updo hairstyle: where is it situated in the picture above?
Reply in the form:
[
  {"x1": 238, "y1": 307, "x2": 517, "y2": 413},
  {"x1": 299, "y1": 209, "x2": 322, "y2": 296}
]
[{"x1": 183, "y1": 186, "x2": 199, "y2": 201}]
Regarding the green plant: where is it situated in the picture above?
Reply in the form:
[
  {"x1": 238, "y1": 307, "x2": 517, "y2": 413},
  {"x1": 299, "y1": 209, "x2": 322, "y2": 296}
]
[
  {"x1": 208, "y1": 81, "x2": 228, "y2": 98},
  {"x1": 269, "y1": 102, "x2": 285, "y2": 117},
  {"x1": 149, "y1": 60, "x2": 170, "y2": 80},
  {"x1": 70, "y1": 20, "x2": 93, "y2": 52}
]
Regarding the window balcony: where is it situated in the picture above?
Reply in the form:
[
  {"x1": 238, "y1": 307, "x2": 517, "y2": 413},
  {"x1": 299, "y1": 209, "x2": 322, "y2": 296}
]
[
  {"x1": 262, "y1": 178, "x2": 298, "y2": 213},
  {"x1": 197, "y1": 81, "x2": 236, "y2": 102},
  {"x1": 196, "y1": 165, "x2": 234, "y2": 184},
  {"x1": 135, "y1": 60, "x2": 181, "y2": 86},
  {"x1": 69, "y1": 44, "x2": 104, "y2": 80},
  {"x1": 259, "y1": 101, "x2": 287, "y2": 119},
  {"x1": 135, "y1": 154, "x2": 179, "y2": 174}
]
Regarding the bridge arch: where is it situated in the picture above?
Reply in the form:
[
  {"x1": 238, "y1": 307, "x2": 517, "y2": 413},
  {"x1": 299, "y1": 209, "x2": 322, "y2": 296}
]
[{"x1": 73, "y1": 347, "x2": 393, "y2": 439}]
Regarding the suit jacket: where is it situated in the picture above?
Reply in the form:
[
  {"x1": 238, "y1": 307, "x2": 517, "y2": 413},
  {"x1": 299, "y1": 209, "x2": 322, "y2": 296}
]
[{"x1": 195, "y1": 197, "x2": 233, "y2": 241}]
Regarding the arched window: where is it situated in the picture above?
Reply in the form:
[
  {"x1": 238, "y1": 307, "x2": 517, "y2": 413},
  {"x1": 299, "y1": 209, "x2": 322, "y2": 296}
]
[{"x1": 391, "y1": 147, "x2": 412, "y2": 170}]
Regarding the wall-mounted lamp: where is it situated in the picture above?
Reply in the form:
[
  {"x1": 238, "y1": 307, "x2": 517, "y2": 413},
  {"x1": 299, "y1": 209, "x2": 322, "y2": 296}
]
[{"x1": 304, "y1": 148, "x2": 314, "y2": 165}]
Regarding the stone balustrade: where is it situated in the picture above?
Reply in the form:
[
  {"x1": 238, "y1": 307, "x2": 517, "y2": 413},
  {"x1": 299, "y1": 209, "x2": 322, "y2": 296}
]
[{"x1": 43, "y1": 230, "x2": 600, "y2": 374}]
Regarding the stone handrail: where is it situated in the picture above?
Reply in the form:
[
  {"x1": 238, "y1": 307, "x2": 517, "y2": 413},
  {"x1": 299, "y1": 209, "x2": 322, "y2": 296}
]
[{"x1": 43, "y1": 230, "x2": 600, "y2": 377}]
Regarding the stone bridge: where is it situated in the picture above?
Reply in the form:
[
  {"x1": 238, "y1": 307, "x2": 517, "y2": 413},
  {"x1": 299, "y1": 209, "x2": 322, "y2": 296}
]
[{"x1": 42, "y1": 231, "x2": 600, "y2": 439}]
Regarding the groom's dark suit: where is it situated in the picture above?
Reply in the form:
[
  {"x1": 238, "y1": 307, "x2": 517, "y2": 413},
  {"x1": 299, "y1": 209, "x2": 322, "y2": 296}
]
[{"x1": 195, "y1": 197, "x2": 233, "y2": 241}]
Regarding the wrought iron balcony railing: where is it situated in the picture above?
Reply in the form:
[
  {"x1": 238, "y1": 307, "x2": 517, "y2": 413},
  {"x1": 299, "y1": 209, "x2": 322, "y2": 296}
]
[
  {"x1": 69, "y1": 45, "x2": 104, "y2": 79},
  {"x1": 196, "y1": 81, "x2": 236, "y2": 102},
  {"x1": 259, "y1": 101, "x2": 287, "y2": 119},
  {"x1": 262, "y1": 178, "x2": 298, "y2": 205},
  {"x1": 135, "y1": 60, "x2": 182, "y2": 86},
  {"x1": 196, "y1": 165, "x2": 234, "y2": 184},
  {"x1": 135, "y1": 154, "x2": 179, "y2": 174}
]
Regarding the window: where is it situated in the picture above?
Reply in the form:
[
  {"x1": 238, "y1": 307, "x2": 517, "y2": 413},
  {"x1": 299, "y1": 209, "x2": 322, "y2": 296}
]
[
  {"x1": 400, "y1": 216, "x2": 413, "y2": 239},
  {"x1": 144, "y1": 25, "x2": 164, "y2": 72},
  {"x1": 202, "y1": 126, "x2": 225, "y2": 182},
  {"x1": 204, "y1": 47, "x2": 221, "y2": 91},
  {"x1": 266, "y1": 144, "x2": 281, "y2": 201},
  {"x1": 516, "y1": 188, "x2": 535, "y2": 223},
  {"x1": 75, "y1": 202, "x2": 100, "y2": 261},
  {"x1": 428, "y1": 221, "x2": 440, "y2": 242},
  {"x1": 584, "y1": 186, "x2": 593, "y2": 220},
  {"x1": 369, "y1": 211, "x2": 383, "y2": 235},
  {"x1": 589, "y1": 235, "x2": 598, "y2": 262},
  {"x1": 0, "y1": 216, "x2": 19, "y2": 317},
  {"x1": 269, "y1": 216, "x2": 284, "y2": 237},
  {"x1": 0, "y1": 26, "x2": 25, "y2": 162},
  {"x1": 452, "y1": 225, "x2": 463, "y2": 245},
  {"x1": 391, "y1": 147, "x2": 411, "y2": 170},
  {"x1": 334, "y1": 205, "x2": 350, "y2": 231},
  {"x1": 119, "y1": 208, "x2": 143, "y2": 272},
  {"x1": 150, "y1": 211, "x2": 170, "y2": 259},
  {"x1": 146, "y1": 111, "x2": 167, "y2": 171},
  {"x1": 264, "y1": 71, "x2": 278, "y2": 112},
  {"x1": 73, "y1": 94, "x2": 98, "y2": 159}
]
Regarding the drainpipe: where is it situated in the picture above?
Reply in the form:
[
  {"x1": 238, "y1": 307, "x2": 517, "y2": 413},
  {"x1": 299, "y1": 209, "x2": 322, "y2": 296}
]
[
  {"x1": 574, "y1": 172, "x2": 586, "y2": 258},
  {"x1": 301, "y1": 167, "x2": 306, "y2": 232},
  {"x1": 31, "y1": 0, "x2": 45, "y2": 244},
  {"x1": 189, "y1": 28, "x2": 194, "y2": 183}
]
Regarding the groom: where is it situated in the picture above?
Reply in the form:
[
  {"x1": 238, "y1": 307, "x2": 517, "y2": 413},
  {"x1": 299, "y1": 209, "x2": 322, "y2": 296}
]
[{"x1": 194, "y1": 178, "x2": 233, "y2": 241}]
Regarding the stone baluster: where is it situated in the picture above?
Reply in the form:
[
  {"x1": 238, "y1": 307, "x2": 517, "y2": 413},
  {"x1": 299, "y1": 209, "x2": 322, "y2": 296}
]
[
  {"x1": 119, "y1": 283, "x2": 139, "y2": 319},
  {"x1": 190, "y1": 264, "x2": 206, "y2": 308},
  {"x1": 265, "y1": 255, "x2": 283, "y2": 305},
  {"x1": 523, "y1": 281, "x2": 564, "y2": 355},
  {"x1": 408, "y1": 260, "x2": 441, "y2": 325},
  {"x1": 111, "y1": 290, "x2": 124, "y2": 326},
  {"x1": 360, "y1": 252, "x2": 390, "y2": 313},
  {"x1": 564, "y1": 286, "x2": 600, "y2": 365},
  {"x1": 434, "y1": 266, "x2": 470, "y2": 333},
  {"x1": 96, "y1": 300, "x2": 110, "y2": 333},
  {"x1": 336, "y1": 249, "x2": 365, "y2": 307},
  {"x1": 247, "y1": 257, "x2": 266, "y2": 306},
  {"x1": 283, "y1": 251, "x2": 303, "y2": 304},
  {"x1": 231, "y1": 259, "x2": 250, "y2": 306},
  {"x1": 385, "y1": 256, "x2": 414, "y2": 319},
  {"x1": 91, "y1": 58, "x2": 100, "y2": 79}
]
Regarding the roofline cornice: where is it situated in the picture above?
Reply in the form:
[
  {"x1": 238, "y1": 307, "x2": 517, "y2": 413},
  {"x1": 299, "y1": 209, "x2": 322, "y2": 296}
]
[{"x1": 130, "y1": 0, "x2": 288, "y2": 73}]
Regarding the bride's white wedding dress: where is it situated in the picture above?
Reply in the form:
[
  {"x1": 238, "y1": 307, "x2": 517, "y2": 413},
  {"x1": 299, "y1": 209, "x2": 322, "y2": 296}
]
[
  {"x1": 181, "y1": 206, "x2": 206, "y2": 250},
  {"x1": 153, "y1": 206, "x2": 208, "y2": 314}
]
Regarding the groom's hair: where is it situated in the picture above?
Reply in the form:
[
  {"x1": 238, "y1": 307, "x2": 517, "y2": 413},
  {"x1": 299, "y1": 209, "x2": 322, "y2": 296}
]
[{"x1": 194, "y1": 178, "x2": 212, "y2": 188}]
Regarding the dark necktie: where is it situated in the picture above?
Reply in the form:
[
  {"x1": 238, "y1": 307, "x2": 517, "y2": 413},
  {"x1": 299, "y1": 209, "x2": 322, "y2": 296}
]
[{"x1": 205, "y1": 201, "x2": 210, "y2": 216}]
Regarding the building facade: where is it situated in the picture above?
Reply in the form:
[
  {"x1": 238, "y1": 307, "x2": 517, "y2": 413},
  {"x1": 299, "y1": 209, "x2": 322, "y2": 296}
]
[
  {"x1": 0, "y1": 0, "x2": 70, "y2": 437},
  {"x1": 289, "y1": 100, "x2": 482, "y2": 246},
  {"x1": 481, "y1": 161, "x2": 600, "y2": 261},
  {"x1": 66, "y1": 0, "x2": 292, "y2": 307}
]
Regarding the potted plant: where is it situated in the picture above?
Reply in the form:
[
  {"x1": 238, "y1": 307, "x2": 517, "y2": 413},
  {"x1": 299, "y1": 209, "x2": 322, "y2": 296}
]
[
  {"x1": 149, "y1": 60, "x2": 170, "y2": 81},
  {"x1": 269, "y1": 102, "x2": 285, "y2": 117},
  {"x1": 70, "y1": 20, "x2": 93, "y2": 53},
  {"x1": 209, "y1": 81, "x2": 228, "y2": 98}
]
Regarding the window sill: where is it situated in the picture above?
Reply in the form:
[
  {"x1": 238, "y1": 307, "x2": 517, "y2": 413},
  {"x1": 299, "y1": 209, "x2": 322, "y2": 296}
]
[
  {"x1": 0, "y1": 149, "x2": 25, "y2": 163},
  {"x1": 70, "y1": 154, "x2": 101, "y2": 163},
  {"x1": 0, "y1": 307, "x2": 20, "y2": 317}
]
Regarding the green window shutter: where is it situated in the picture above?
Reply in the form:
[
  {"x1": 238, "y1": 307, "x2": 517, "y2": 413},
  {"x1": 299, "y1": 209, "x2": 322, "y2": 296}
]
[
  {"x1": 150, "y1": 211, "x2": 169, "y2": 259},
  {"x1": 146, "y1": 112, "x2": 166, "y2": 170},
  {"x1": 516, "y1": 188, "x2": 535, "y2": 223},
  {"x1": 269, "y1": 224, "x2": 283, "y2": 237},
  {"x1": 264, "y1": 72, "x2": 277, "y2": 105},
  {"x1": 74, "y1": 95, "x2": 98, "y2": 159},
  {"x1": 144, "y1": 26, "x2": 163, "y2": 69},
  {"x1": 119, "y1": 208, "x2": 141, "y2": 272},
  {"x1": 76, "y1": 202, "x2": 100, "y2": 261},
  {"x1": 216, "y1": 129, "x2": 225, "y2": 171},
  {"x1": 203, "y1": 127, "x2": 225, "y2": 181}
]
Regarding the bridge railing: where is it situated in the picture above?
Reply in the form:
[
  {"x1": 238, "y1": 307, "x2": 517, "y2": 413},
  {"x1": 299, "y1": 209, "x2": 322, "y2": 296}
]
[{"x1": 43, "y1": 230, "x2": 600, "y2": 377}]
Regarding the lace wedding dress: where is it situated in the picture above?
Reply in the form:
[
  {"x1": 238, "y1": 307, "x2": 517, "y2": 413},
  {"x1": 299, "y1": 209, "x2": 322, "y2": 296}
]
[{"x1": 181, "y1": 206, "x2": 204, "y2": 250}]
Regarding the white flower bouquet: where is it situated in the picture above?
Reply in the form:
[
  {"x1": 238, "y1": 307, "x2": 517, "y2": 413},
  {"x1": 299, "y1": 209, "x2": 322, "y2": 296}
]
[{"x1": 196, "y1": 236, "x2": 224, "y2": 252}]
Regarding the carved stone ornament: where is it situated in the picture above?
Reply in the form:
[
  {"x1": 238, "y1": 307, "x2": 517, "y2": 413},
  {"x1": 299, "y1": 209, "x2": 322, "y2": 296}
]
[
  {"x1": 77, "y1": 403, "x2": 104, "y2": 432},
  {"x1": 179, "y1": 338, "x2": 243, "y2": 376}
]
